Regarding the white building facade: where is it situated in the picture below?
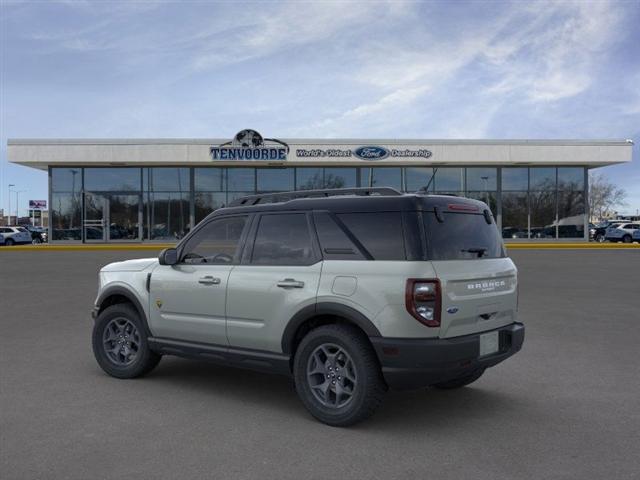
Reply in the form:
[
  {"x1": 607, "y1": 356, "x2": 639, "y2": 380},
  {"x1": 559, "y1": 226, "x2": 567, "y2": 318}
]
[{"x1": 8, "y1": 131, "x2": 633, "y2": 242}]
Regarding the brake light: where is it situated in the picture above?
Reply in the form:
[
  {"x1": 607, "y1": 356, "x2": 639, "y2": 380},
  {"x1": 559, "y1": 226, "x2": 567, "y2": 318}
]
[
  {"x1": 448, "y1": 203, "x2": 479, "y2": 212},
  {"x1": 405, "y1": 279, "x2": 441, "y2": 327}
]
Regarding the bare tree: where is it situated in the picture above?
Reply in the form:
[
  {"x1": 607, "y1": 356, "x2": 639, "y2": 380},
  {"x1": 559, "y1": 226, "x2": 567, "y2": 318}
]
[{"x1": 589, "y1": 172, "x2": 627, "y2": 221}]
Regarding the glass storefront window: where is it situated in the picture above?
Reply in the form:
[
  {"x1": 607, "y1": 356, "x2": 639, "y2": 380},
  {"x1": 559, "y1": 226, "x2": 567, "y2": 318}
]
[
  {"x1": 51, "y1": 192, "x2": 82, "y2": 240},
  {"x1": 195, "y1": 168, "x2": 225, "y2": 191},
  {"x1": 435, "y1": 168, "x2": 464, "y2": 192},
  {"x1": 501, "y1": 192, "x2": 528, "y2": 239},
  {"x1": 557, "y1": 190, "x2": 585, "y2": 238},
  {"x1": 195, "y1": 192, "x2": 226, "y2": 225},
  {"x1": 51, "y1": 168, "x2": 82, "y2": 193},
  {"x1": 466, "y1": 168, "x2": 497, "y2": 191},
  {"x1": 530, "y1": 190, "x2": 556, "y2": 238},
  {"x1": 404, "y1": 167, "x2": 435, "y2": 192},
  {"x1": 558, "y1": 167, "x2": 584, "y2": 190},
  {"x1": 227, "y1": 168, "x2": 255, "y2": 191},
  {"x1": 296, "y1": 168, "x2": 324, "y2": 190},
  {"x1": 502, "y1": 168, "x2": 528, "y2": 191},
  {"x1": 145, "y1": 168, "x2": 189, "y2": 192},
  {"x1": 257, "y1": 168, "x2": 294, "y2": 192},
  {"x1": 145, "y1": 192, "x2": 190, "y2": 240},
  {"x1": 324, "y1": 168, "x2": 357, "y2": 188},
  {"x1": 367, "y1": 167, "x2": 402, "y2": 190},
  {"x1": 84, "y1": 168, "x2": 141, "y2": 191},
  {"x1": 529, "y1": 168, "x2": 556, "y2": 191}
]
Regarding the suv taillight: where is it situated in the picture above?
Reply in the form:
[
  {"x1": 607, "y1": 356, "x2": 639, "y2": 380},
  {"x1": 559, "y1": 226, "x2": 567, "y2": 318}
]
[{"x1": 405, "y1": 279, "x2": 441, "y2": 327}]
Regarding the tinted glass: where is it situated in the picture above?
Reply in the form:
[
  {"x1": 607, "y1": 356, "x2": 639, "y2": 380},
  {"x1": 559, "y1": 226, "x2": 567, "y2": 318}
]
[
  {"x1": 557, "y1": 167, "x2": 584, "y2": 190},
  {"x1": 405, "y1": 167, "x2": 435, "y2": 192},
  {"x1": 51, "y1": 192, "x2": 82, "y2": 240},
  {"x1": 502, "y1": 192, "x2": 528, "y2": 239},
  {"x1": 85, "y1": 168, "x2": 141, "y2": 191},
  {"x1": 145, "y1": 168, "x2": 189, "y2": 192},
  {"x1": 424, "y1": 212, "x2": 504, "y2": 260},
  {"x1": 337, "y1": 212, "x2": 405, "y2": 260},
  {"x1": 251, "y1": 214, "x2": 315, "y2": 265},
  {"x1": 181, "y1": 216, "x2": 247, "y2": 264},
  {"x1": 296, "y1": 168, "x2": 324, "y2": 190},
  {"x1": 256, "y1": 168, "x2": 294, "y2": 192},
  {"x1": 557, "y1": 191, "x2": 584, "y2": 238},
  {"x1": 502, "y1": 168, "x2": 528, "y2": 190},
  {"x1": 368, "y1": 168, "x2": 402, "y2": 190},
  {"x1": 435, "y1": 168, "x2": 464, "y2": 192},
  {"x1": 324, "y1": 168, "x2": 357, "y2": 188},
  {"x1": 530, "y1": 190, "x2": 556, "y2": 238},
  {"x1": 313, "y1": 212, "x2": 365, "y2": 260},
  {"x1": 51, "y1": 168, "x2": 82, "y2": 192},
  {"x1": 466, "y1": 168, "x2": 497, "y2": 191},
  {"x1": 194, "y1": 168, "x2": 225, "y2": 191},
  {"x1": 227, "y1": 168, "x2": 255, "y2": 191},
  {"x1": 530, "y1": 168, "x2": 556, "y2": 190},
  {"x1": 145, "y1": 192, "x2": 190, "y2": 240}
]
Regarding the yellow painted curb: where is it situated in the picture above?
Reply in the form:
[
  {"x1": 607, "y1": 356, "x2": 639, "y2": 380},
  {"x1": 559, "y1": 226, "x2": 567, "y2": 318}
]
[{"x1": 505, "y1": 243, "x2": 640, "y2": 249}]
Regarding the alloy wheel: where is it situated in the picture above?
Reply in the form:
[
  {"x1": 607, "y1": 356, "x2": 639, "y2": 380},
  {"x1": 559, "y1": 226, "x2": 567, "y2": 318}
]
[
  {"x1": 103, "y1": 317, "x2": 141, "y2": 366},
  {"x1": 306, "y1": 343, "x2": 357, "y2": 408}
]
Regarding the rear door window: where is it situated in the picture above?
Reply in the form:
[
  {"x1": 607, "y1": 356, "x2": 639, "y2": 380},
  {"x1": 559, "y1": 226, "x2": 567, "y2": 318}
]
[
  {"x1": 336, "y1": 212, "x2": 406, "y2": 260},
  {"x1": 251, "y1": 213, "x2": 317, "y2": 266},
  {"x1": 424, "y1": 212, "x2": 504, "y2": 260}
]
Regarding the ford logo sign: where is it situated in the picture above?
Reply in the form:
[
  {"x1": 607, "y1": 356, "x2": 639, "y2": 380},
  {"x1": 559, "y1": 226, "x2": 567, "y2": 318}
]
[
  {"x1": 446, "y1": 307, "x2": 459, "y2": 314},
  {"x1": 354, "y1": 146, "x2": 389, "y2": 160}
]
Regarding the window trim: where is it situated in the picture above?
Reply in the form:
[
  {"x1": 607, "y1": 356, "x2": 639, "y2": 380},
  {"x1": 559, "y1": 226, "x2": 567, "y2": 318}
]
[
  {"x1": 242, "y1": 211, "x2": 322, "y2": 267},
  {"x1": 176, "y1": 213, "x2": 252, "y2": 266}
]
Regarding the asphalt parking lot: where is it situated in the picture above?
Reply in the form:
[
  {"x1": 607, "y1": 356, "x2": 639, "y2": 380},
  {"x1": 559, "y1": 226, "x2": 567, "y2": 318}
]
[{"x1": 1, "y1": 249, "x2": 639, "y2": 479}]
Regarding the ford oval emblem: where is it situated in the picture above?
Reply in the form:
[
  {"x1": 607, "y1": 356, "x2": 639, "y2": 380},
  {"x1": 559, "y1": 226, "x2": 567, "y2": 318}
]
[
  {"x1": 354, "y1": 145, "x2": 389, "y2": 160},
  {"x1": 447, "y1": 307, "x2": 459, "y2": 314}
]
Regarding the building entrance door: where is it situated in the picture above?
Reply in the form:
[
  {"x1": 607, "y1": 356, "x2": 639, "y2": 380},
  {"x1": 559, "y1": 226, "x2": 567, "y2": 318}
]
[{"x1": 84, "y1": 193, "x2": 142, "y2": 242}]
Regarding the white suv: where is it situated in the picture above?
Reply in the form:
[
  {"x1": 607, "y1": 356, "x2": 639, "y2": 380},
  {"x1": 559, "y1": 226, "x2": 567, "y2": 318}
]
[
  {"x1": 91, "y1": 188, "x2": 524, "y2": 426},
  {"x1": 0, "y1": 226, "x2": 32, "y2": 246},
  {"x1": 605, "y1": 223, "x2": 640, "y2": 243}
]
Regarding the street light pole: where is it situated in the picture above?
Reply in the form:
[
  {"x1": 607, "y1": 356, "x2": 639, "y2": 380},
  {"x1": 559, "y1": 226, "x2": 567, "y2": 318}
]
[
  {"x1": 15, "y1": 190, "x2": 26, "y2": 224},
  {"x1": 8, "y1": 184, "x2": 15, "y2": 225}
]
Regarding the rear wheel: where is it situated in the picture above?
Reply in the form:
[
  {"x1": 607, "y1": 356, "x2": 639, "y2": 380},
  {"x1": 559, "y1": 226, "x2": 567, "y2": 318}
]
[
  {"x1": 595, "y1": 233, "x2": 605, "y2": 243},
  {"x1": 5, "y1": 238, "x2": 14, "y2": 246},
  {"x1": 622, "y1": 234, "x2": 632, "y2": 243},
  {"x1": 32, "y1": 237, "x2": 42, "y2": 244},
  {"x1": 92, "y1": 303, "x2": 161, "y2": 379},
  {"x1": 293, "y1": 324, "x2": 386, "y2": 427},
  {"x1": 432, "y1": 369, "x2": 485, "y2": 389}
]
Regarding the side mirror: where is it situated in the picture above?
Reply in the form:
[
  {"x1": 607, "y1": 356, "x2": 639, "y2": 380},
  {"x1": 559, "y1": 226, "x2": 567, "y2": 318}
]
[{"x1": 158, "y1": 247, "x2": 178, "y2": 266}]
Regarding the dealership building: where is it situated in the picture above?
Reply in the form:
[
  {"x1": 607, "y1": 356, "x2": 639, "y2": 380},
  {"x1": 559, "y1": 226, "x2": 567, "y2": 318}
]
[{"x1": 7, "y1": 131, "x2": 633, "y2": 243}]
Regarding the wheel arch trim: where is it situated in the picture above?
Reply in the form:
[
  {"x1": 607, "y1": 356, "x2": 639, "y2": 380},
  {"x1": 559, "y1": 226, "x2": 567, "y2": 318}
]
[{"x1": 95, "y1": 285, "x2": 152, "y2": 337}]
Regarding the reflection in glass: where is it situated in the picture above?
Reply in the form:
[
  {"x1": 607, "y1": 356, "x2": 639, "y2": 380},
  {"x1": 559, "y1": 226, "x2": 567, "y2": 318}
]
[
  {"x1": 85, "y1": 168, "x2": 141, "y2": 191},
  {"x1": 467, "y1": 191, "x2": 497, "y2": 216},
  {"x1": 435, "y1": 168, "x2": 464, "y2": 192},
  {"x1": 466, "y1": 168, "x2": 497, "y2": 191},
  {"x1": 52, "y1": 193, "x2": 82, "y2": 240},
  {"x1": 195, "y1": 192, "x2": 226, "y2": 225},
  {"x1": 146, "y1": 193, "x2": 189, "y2": 240},
  {"x1": 296, "y1": 168, "x2": 324, "y2": 190},
  {"x1": 557, "y1": 167, "x2": 584, "y2": 190},
  {"x1": 501, "y1": 168, "x2": 528, "y2": 191},
  {"x1": 84, "y1": 193, "x2": 106, "y2": 241},
  {"x1": 501, "y1": 192, "x2": 528, "y2": 239},
  {"x1": 194, "y1": 168, "x2": 225, "y2": 191},
  {"x1": 530, "y1": 190, "x2": 556, "y2": 238},
  {"x1": 324, "y1": 168, "x2": 357, "y2": 188},
  {"x1": 109, "y1": 195, "x2": 140, "y2": 240},
  {"x1": 404, "y1": 167, "x2": 435, "y2": 192},
  {"x1": 368, "y1": 168, "x2": 402, "y2": 190},
  {"x1": 557, "y1": 191, "x2": 585, "y2": 238},
  {"x1": 145, "y1": 168, "x2": 189, "y2": 192},
  {"x1": 529, "y1": 168, "x2": 556, "y2": 191},
  {"x1": 257, "y1": 168, "x2": 294, "y2": 192},
  {"x1": 227, "y1": 168, "x2": 255, "y2": 191},
  {"x1": 51, "y1": 168, "x2": 82, "y2": 193}
]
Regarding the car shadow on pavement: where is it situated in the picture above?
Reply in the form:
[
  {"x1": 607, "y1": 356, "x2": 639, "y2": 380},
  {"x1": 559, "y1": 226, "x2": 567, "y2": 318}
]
[{"x1": 136, "y1": 356, "x2": 523, "y2": 430}]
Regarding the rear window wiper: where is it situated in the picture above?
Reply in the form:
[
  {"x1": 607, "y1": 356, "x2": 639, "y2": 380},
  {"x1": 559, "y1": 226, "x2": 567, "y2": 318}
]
[{"x1": 461, "y1": 247, "x2": 487, "y2": 258}]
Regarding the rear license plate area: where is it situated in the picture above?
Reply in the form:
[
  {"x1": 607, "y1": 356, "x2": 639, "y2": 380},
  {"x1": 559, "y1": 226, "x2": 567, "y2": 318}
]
[{"x1": 479, "y1": 331, "x2": 499, "y2": 357}]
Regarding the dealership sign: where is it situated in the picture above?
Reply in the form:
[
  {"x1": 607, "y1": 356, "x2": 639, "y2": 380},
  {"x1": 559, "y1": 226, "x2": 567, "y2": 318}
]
[
  {"x1": 211, "y1": 129, "x2": 289, "y2": 161},
  {"x1": 29, "y1": 200, "x2": 47, "y2": 209},
  {"x1": 296, "y1": 146, "x2": 433, "y2": 160}
]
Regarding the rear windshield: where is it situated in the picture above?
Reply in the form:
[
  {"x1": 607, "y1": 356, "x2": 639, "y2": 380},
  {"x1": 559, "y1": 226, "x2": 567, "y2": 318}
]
[{"x1": 424, "y1": 212, "x2": 505, "y2": 260}]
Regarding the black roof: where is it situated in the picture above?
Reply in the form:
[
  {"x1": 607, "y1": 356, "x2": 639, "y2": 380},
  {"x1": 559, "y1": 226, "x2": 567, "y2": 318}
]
[{"x1": 212, "y1": 188, "x2": 490, "y2": 217}]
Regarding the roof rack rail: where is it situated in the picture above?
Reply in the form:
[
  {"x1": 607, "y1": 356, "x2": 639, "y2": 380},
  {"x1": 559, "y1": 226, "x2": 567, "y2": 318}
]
[{"x1": 228, "y1": 187, "x2": 402, "y2": 207}]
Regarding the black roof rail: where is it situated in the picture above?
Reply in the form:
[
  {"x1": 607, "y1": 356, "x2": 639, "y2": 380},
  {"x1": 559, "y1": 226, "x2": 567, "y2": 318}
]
[{"x1": 228, "y1": 187, "x2": 402, "y2": 207}]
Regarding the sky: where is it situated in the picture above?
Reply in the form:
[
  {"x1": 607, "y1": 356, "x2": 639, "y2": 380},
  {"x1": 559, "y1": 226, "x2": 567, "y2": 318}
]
[{"x1": 1, "y1": 0, "x2": 639, "y2": 217}]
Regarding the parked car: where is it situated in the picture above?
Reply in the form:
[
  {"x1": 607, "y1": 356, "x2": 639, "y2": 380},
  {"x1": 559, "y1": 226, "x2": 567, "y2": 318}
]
[
  {"x1": 0, "y1": 232, "x2": 5, "y2": 245},
  {"x1": 605, "y1": 223, "x2": 640, "y2": 243},
  {"x1": 0, "y1": 226, "x2": 33, "y2": 246},
  {"x1": 91, "y1": 187, "x2": 524, "y2": 426},
  {"x1": 632, "y1": 229, "x2": 640, "y2": 243},
  {"x1": 591, "y1": 220, "x2": 626, "y2": 242},
  {"x1": 20, "y1": 225, "x2": 48, "y2": 244}
]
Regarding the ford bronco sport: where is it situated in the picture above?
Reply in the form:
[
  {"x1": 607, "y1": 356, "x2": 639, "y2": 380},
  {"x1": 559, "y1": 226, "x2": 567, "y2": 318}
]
[{"x1": 92, "y1": 188, "x2": 524, "y2": 426}]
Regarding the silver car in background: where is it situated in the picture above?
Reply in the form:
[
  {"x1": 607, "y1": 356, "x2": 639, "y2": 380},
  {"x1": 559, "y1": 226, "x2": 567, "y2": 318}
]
[{"x1": 0, "y1": 226, "x2": 32, "y2": 246}]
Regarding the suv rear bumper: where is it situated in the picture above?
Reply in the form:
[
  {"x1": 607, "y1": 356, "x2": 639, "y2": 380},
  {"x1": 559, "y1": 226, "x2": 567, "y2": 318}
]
[{"x1": 370, "y1": 322, "x2": 524, "y2": 390}]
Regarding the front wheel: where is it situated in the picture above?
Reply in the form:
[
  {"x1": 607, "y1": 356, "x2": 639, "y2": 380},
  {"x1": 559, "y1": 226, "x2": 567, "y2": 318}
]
[
  {"x1": 432, "y1": 369, "x2": 485, "y2": 389},
  {"x1": 5, "y1": 238, "x2": 14, "y2": 246},
  {"x1": 622, "y1": 235, "x2": 632, "y2": 243},
  {"x1": 293, "y1": 325, "x2": 386, "y2": 427},
  {"x1": 32, "y1": 237, "x2": 42, "y2": 244},
  {"x1": 92, "y1": 303, "x2": 161, "y2": 379},
  {"x1": 595, "y1": 233, "x2": 605, "y2": 243}
]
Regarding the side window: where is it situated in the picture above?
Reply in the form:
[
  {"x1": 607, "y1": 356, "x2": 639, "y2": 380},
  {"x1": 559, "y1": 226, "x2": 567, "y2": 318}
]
[
  {"x1": 313, "y1": 212, "x2": 366, "y2": 260},
  {"x1": 181, "y1": 216, "x2": 248, "y2": 264},
  {"x1": 336, "y1": 212, "x2": 406, "y2": 260},
  {"x1": 251, "y1": 213, "x2": 316, "y2": 266}
]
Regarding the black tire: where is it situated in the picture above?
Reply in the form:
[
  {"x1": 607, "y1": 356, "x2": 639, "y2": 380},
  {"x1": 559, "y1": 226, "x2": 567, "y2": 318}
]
[
  {"x1": 32, "y1": 237, "x2": 42, "y2": 245},
  {"x1": 5, "y1": 238, "x2": 14, "y2": 246},
  {"x1": 595, "y1": 233, "x2": 605, "y2": 243},
  {"x1": 432, "y1": 369, "x2": 485, "y2": 389},
  {"x1": 293, "y1": 324, "x2": 386, "y2": 427},
  {"x1": 622, "y1": 235, "x2": 632, "y2": 243},
  {"x1": 92, "y1": 303, "x2": 161, "y2": 379}
]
